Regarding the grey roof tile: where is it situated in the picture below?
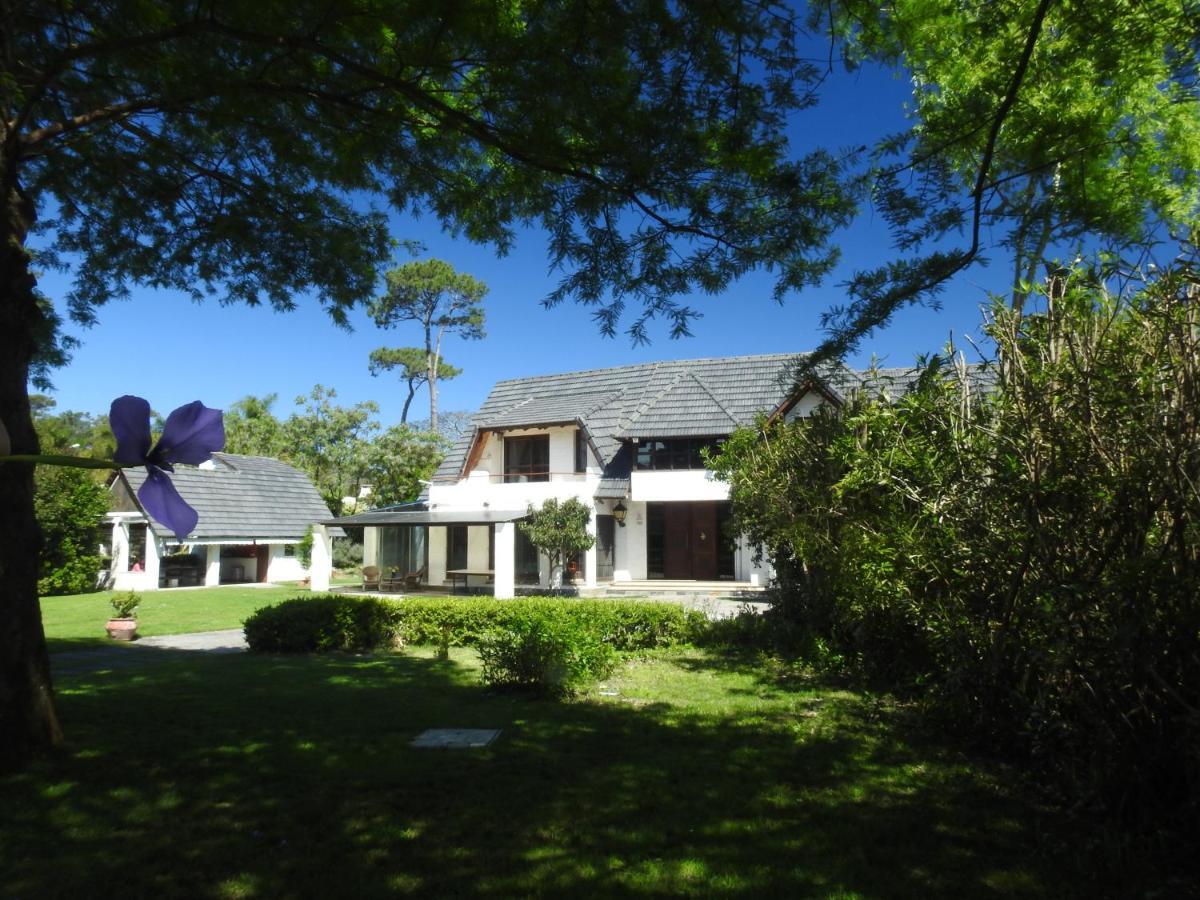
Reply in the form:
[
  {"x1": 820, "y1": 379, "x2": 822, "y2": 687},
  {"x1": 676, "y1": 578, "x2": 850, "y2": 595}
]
[
  {"x1": 433, "y1": 353, "x2": 991, "y2": 480},
  {"x1": 119, "y1": 453, "x2": 341, "y2": 542}
]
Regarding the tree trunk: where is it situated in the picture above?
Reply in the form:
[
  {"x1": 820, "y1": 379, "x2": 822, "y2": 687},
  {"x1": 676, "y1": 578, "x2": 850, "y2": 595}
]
[
  {"x1": 428, "y1": 327, "x2": 443, "y2": 435},
  {"x1": 401, "y1": 378, "x2": 416, "y2": 424},
  {"x1": 0, "y1": 176, "x2": 63, "y2": 770}
]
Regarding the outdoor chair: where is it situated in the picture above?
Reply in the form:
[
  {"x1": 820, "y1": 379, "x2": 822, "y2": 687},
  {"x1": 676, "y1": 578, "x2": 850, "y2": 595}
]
[
  {"x1": 361, "y1": 566, "x2": 381, "y2": 590},
  {"x1": 403, "y1": 566, "x2": 426, "y2": 590}
]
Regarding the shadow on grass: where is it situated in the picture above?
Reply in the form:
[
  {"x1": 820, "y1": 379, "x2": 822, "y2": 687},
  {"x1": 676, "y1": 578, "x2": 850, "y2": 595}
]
[{"x1": 2, "y1": 645, "x2": 1105, "y2": 899}]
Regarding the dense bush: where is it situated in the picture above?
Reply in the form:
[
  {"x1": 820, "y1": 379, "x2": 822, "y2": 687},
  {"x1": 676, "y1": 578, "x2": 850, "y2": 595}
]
[
  {"x1": 712, "y1": 262, "x2": 1200, "y2": 830},
  {"x1": 393, "y1": 596, "x2": 704, "y2": 650},
  {"x1": 35, "y1": 465, "x2": 108, "y2": 596},
  {"x1": 478, "y1": 612, "x2": 618, "y2": 695},
  {"x1": 243, "y1": 595, "x2": 402, "y2": 652}
]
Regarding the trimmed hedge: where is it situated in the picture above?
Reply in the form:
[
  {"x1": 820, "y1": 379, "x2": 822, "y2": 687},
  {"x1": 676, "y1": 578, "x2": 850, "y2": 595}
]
[
  {"x1": 243, "y1": 594, "x2": 706, "y2": 657},
  {"x1": 243, "y1": 595, "x2": 402, "y2": 653},
  {"x1": 392, "y1": 596, "x2": 705, "y2": 651}
]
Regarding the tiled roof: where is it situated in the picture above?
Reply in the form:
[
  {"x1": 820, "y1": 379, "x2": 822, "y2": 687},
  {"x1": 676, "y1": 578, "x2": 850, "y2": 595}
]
[
  {"x1": 434, "y1": 352, "x2": 991, "y2": 480},
  {"x1": 119, "y1": 452, "x2": 342, "y2": 542}
]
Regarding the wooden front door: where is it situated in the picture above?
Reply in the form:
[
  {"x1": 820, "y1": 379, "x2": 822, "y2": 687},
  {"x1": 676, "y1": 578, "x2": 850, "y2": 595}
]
[
  {"x1": 690, "y1": 502, "x2": 718, "y2": 581},
  {"x1": 661, "y1": 502, "x2": 719, "y2": 580}
]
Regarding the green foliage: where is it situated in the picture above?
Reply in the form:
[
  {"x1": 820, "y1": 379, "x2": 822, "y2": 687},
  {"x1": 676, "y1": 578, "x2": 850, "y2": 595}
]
[
  {"x1": 363, "y1": 425, "x2": 447, "y2": 507},
  {"x1": 331, "y1": 538, "x2": 364, "y2": 571},
  {"x1": 368, "y1": 346, "x2": 462, "y2": 424},
  {"x1": 222, "y1": 394, "x2": 287, "y2": 458},
  {"x1": 391, "y1": 597, "x2": 703, "y2": 651},
  {"x1": 369, "y1": 259, "x2": 488, "y2": 431},
  {"x1": 478, "y1": 614, "x2": 617, "y2": 696},
  {"x1": 33, "y1": 464, "x2": 109, "y2": 597},
  {"x1": 809, "y1": 0, "x2": 1200, "y2": 360},
  {"x1": 243, "y1": 596, "x2": 402, "y2": 653},
  {"x1": 109, "y1": 591, "x2": 141, "y2": 620},
  {"x1": 519, "y1": 498, "x2": 596, "y2": 587},
  {"x1": 296, "y1": 527, "x2": 314, "y2": 569},
  {"x1": 713, "y1": 259, "x2": 1200, "y2": 827},
  {"x1": 283, "y1": 385, "x2": 380, "y2": 514}
]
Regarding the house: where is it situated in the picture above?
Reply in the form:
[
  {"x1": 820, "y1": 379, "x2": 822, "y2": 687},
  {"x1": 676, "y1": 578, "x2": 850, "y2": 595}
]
[
  {"x1": 106, "y1": 453, "x2": 342, "y2": 591},
  {"x1": 326, "y1": 352, "x2": 875, "y2": 598}
]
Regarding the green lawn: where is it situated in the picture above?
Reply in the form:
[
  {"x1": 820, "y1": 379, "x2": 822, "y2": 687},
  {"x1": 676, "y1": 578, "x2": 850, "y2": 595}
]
[
  {"x1": 1, "y1": 641, "x2": 1113, "y2": 898},
  {"x1": 38, "y1": 585, "x2": 311, "y2": 652}
]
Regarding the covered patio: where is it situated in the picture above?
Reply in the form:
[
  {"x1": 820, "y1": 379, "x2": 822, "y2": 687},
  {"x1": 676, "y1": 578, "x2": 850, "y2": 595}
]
[{"x1": 322, "y1": 506, "x2": 530, "y2": 599}]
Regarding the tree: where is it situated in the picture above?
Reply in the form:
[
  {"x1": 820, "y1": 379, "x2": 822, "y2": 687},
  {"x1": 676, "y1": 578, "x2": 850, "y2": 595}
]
[
  {"x1": 808, "y1": 0, "x2": 1200, "y2": 361},
  {"x1": 30, "y1": 405, "x2": 110, "y2": 597},
  {"x1": 519, "y1": 498, "x2": 596, "y2": 589},
  {"x1": 283, "y1": 386, "x2": 379, "y2": 514},
  {"x1": 409, "y1": 410, "x2": 476, "y2": 443},
  {"x1": 363, "y1": 425, "x2": 447, "y2": 507},
  {"x1": 0, "y1": 0, "x2": 897, "y2": 766},
  {"x1": 222, "y1": 395, "x2": 287, "y2": 458},
  {"x1": 34, "y1": 465, "x2": 109, "y2": 597},
  {"x1": 368, "y1": 347, "x2": 462, "y2": 425},
  {"x1": 369, "y1": 260, "x2": 486, "y2": 433}
]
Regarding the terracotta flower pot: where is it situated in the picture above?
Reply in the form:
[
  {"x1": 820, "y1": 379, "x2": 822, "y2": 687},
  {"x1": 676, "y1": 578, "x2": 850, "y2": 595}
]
[{"x1": 106, "y1": 618, "x2": 138, "y2": 641}]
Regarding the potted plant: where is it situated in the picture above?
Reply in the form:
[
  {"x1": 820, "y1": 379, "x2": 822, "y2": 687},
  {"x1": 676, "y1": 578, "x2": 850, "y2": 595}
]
[{"x1": 106, "y1": 591, "x2": 141, "y2": 641}]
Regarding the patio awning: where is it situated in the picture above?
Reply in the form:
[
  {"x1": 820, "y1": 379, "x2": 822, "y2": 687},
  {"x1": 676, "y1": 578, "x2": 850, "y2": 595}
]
[{"x1": 320, "y1": 508, "x2": 529, "y2": 527}]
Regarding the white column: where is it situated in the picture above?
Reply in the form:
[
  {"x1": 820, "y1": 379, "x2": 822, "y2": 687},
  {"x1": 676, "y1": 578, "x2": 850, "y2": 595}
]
[
  {"x1": 144, "y1": 533, "x2": 162, "y2": 589},
  {"x1": 113, "y1": 520, "x2": 130, "y2": 573},
  {"x1": 584, "y1": 510, "x2": 598, "y2": 587},
  {"x1": 310, "y1": 525, "x2": 332, "y2": 592},
  {"x1": 363, "y1": 526, "x2": 379, "y2": 568},
  {"x1": 493, "y1": 521, "x2": 515, "y2": 599},
  {"x1": 204, "y1": 545, "x2": 221, "y2": 585}
]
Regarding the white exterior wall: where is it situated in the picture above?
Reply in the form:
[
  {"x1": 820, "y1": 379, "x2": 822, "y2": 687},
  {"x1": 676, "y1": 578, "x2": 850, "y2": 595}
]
[
  {"x1": 431, "y1": 427, "x2": 597, "y2": 514},
  {"x1": 309, "y1": 526, "x2": 332, "y2": 591},
  {"x1": 630, "y1": 469, "x2": 730, "y2": 503},
  {"x1": 784, "y1": 390, "x2": 825, "y2": 421},
  {"x1": 363, "y1": 527, "x2": 380, "y2": 570},
  {"x1": 613, "y1": 500, "x2": 649, "y2": 581},
  {"x1": 204, "y1": 546, "x2": 221, "y2": 586},
  {"x1": 428, "y1": 526, "x2": 447, "y2": 585},
  {"x1": 266, "y1": 547, "x2": 309, "y2": 583}
]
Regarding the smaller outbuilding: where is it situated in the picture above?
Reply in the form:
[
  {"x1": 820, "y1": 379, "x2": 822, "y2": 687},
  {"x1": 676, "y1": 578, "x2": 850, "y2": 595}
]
[{"x1": 105, "y1": 453, "x2": 341, "y2": 591}]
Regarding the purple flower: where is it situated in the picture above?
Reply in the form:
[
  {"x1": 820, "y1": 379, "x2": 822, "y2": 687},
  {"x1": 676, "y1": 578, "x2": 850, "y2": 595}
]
[{"x1": 110, "y1": 396, "x2": 225, "y2": 540}]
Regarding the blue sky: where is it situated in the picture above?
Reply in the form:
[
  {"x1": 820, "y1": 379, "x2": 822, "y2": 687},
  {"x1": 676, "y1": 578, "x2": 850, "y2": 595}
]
[{"x1": 34, "y1": 58, "x2": 1012, "y2": 426}]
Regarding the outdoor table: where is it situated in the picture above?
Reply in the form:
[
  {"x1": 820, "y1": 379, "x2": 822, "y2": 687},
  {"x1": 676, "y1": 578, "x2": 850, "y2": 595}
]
[{"x1": 445, "y1": 568, "x2": 495, "y2": 593}]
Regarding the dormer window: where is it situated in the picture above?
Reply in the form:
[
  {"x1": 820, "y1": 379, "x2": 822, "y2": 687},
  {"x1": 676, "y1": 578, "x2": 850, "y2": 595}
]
[{"x1": 504, "y1": 435, "x2": 550, "y2": 483}]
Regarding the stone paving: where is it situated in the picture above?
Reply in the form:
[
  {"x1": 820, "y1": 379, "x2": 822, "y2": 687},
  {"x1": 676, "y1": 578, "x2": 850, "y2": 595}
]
[{"x1": 50, "y1": 628, "x2": 248, "y2": 676}]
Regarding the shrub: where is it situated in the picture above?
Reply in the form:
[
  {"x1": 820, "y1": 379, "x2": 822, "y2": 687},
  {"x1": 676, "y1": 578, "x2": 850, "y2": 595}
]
[
  {"x1": 109, "y1": 591, "x2": 141, "y2": 619},
  {"x1": 392, "y1": 596, "x2": 704, "y2": 651},
  {"x1": 243, "y1": 595, "x2": 402, "y2": 653},
  {"x1": 35, "y1": 465, "x2": 108, "y2": 596},
  {"x1": 711, "y1": 264, "x2": 1200, "y2": 830},
  {"x1": 478, "y1": 611, "x2": 617, "y2": 695}
]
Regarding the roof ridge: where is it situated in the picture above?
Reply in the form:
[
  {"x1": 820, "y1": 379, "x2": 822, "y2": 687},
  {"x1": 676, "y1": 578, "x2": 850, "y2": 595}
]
[
  {"x1": 622, "y1": 365, "x2": 687, "y2": 432},
  {"x1": 487, "y1": 352, "x2": 809, "y2": 387},
  {"x1": 685, "y1": 371, "x2": 739, "y2": 427}
]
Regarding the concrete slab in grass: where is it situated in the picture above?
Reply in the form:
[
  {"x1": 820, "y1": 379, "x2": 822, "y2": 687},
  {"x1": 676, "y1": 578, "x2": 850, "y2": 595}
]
[{"x1": 411, "y1": 728, "x2": 501, "y2": 749}]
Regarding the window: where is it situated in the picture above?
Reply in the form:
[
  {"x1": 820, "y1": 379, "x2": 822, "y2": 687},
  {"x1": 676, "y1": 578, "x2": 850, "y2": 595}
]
[
  {"x1": 595, "y1": 515, "x2": 615, "y2": 580},
  {"x1": 575, "y1": 429, "x2": 589, "y2": 473},
  {"x1": 646, "y1": 503, "x2": 666, "y2": 578},
  {"x1": 446, "y1": 525, "x2": 468, "y2": 571},
  {"x1": 515, "y1": 529, "x2": 540, "y2": 584},
  {"x1": 633, "y1": 438, "x2": 724, "y2": 470},
  {"x1": 379, "y1": 526, "x2": 426, "y2": 575},
  {"x1": 504, "y1": 435, "x2": 550, "y2": 482},
  {"x1": 283, "y1": 544, "x2": 296, "y2": 558}
]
